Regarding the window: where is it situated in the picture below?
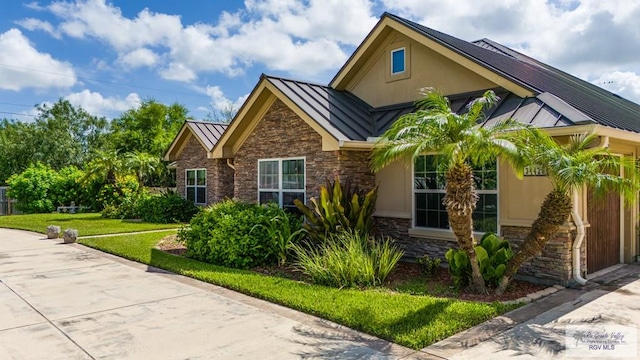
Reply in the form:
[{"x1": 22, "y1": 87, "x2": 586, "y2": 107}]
[
  {"x1": 391, "y1": 47, "x2": 405, "y2": 75},
  {"x1": 414, "y1": 155, "x2": 498, "y2": 233},
  {"x1": 186, "y1": 169, "x2": 206, "y2": 205},
  {"x1": 258, "y1": 158, "x2": 305, "y2": 212}
]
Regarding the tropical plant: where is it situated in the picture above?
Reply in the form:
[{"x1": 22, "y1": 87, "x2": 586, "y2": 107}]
[
  {"x1": 496, "y1": 132, "x2": 640, "y2": 293},
  {"x1": 294, "y1": 177, "x2": 377, "y2": 243},
  {"x1": 125, "y1": 151, "x2": 161, "y2": 190},
  {"x1": 292, "y1": 230, "x2": 403, "y2": 288},
  {"x1": 417, "y1": 255, "x2": 442, "y2": 277},
  {"x1": 371, "y1": 88, "x2": 529, "y2": 294},
  {"x1": 83, "y1": 150, "x2": 127, "y2": 194},
  {"x1": 252, "y1": 211, "x2": 306, "y2": 266}
]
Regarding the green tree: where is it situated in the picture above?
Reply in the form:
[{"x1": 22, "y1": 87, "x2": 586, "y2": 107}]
[
  {"x1": 84, "y1": 150, "x2": 127, "y2": 195},
  {"x1": 108, "y1": 100, "x2": 190, "y2": 156},
  {"x1": 125, "y1": 151, "x2": 161, "y2": 190},
  {"x1": 371, "y1": 89, "x2": 528, "y2": 294},
  {"x1": 0, "y1": 119, "x2": 38, "y2": 184},
  {"x1": 496, "y1": 132, "x2": 640, "y2": 293}
]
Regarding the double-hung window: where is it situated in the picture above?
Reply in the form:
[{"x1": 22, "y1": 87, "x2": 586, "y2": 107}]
[
  {"x1": 186, "y1": 169, "x2": 206, "y2": 205},
  {"x1": 258, "y1": 158, "x2": 305, "y2": 212},
  {"x1": 414, "y1": 155, "x2": 498, "y2": 233}
]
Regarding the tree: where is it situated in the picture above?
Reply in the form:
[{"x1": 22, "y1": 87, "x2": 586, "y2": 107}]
[
  {"x1": 125, "y1": 151, "x2": 161, "y2": 190},
  {"x1": 83, "y1": 150, "x2": 127, "y2": 194},
  {"x1": 206, "y1": 103, "x2": 238, "y2": 124},
  {"x1": 371, "y1": 89, "x2": 528, "y2": 294},
  {"x1": 0, "y1": 119, "x2": 38, "y2": 184},
  {"x1": 108, "y1": 100, "x2": 190, "y2": 156},
  {"x1": 496, "y1": 132, "x2": 640, "y2": 293}
]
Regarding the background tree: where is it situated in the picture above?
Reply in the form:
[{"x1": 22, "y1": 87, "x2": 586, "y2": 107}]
[
  {"x1": 0, "y1": 119, "x2": 38, "y2": 184},
  {"x1": 125, "y1": 151, "x2": 161, "y2": 190},
  {"x1": 206, "y1": 103, "x2": 238, "y2": 124},
  {"x1": 371, "y1": 89, "x2": 528, "y2": 294},
  {"x1": 496, "y1": 132, "x2": 640, "y2": 293},
  {"x1": 108, "y1": 99, "x2": 190, "y2": 156}
]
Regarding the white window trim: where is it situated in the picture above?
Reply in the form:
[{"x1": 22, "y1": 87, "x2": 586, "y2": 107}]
[
  {"x1": 391, "y1": 47, "x2": 406, "y2": 75},
  {"x1": 411, "y1": 157, "x2": 500, "y2": 235},
  {"x1": 185, "y1": 168, "x2": 207, "y2": 205},
  {"x1": 257, "y1": 157, "x2": 306, "y2": 208}
]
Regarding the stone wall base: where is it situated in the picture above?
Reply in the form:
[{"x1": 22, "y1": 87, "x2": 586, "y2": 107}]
[{"x1": 375, "y1": 217, "x2": 582, "y2": 286}]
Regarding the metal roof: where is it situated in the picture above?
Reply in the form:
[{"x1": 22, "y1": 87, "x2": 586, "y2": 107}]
[
  {"x1": 265, "y1": 75, "x2": 374, "y2": 141},
  {"x1": 186, "y1": 120, "x2": 227, "y2": 151},
  {"x1": 383, "y1": 13, "x2": 640, "y2": 133}
]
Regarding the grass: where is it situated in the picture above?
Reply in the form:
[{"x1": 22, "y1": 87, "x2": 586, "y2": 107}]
[
  {"x1": 0, "y1": 213, "x2": 182, "y2": 236},
  {"x1": 79, "y1": 232, "x2": 519, "y2": 350}
]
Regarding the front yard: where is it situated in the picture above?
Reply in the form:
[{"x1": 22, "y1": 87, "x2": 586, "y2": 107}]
[
  {"x1": 78, "y1": 230, "x2": 518, "y2": 350},
  {"x1": 0, "y1": 212, "x2": 182, "y2": 236}
]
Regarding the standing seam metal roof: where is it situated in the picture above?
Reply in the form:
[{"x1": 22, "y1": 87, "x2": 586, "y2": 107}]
[
  {"x1": 383, "y1": 13, "x2": 640, "y2": 133},
  {"x1": 186, "y1": 121, "x2": 228, "y2": 151}
]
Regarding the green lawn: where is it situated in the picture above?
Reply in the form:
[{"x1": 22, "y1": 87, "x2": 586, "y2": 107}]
[
  {"x1": 79, "y1": 232, "x2": 518, "y2": 350},
  {"x1": 0, "y1": 213, "x2": 182, "y2": 236}
]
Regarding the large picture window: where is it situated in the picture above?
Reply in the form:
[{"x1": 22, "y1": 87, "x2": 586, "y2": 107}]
[
  {"x1": 258, "y1": 158, "x2": 305, "y2": 212},
  {"x1": 414, "y1": 155, "x2": 498, "y2": 233},
  {"x1": 186, "y1": 169, "x2": 206, "y2": 205}
]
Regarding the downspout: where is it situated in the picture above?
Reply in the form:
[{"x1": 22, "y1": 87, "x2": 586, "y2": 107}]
[
  {"x1": 226, "y1": 158, "x2": 235, "y2": 170},
  {"x1": 571, "y1": 187, "x2": 587, "y2": 285}
]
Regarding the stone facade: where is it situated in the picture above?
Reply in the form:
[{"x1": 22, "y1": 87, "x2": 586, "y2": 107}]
[
  {"x1": 175, "y1": 135, "x2": 234, "y2": 205},
  {"x1": 374, "y1": 216, "x2": 584, "y2": 286},
  {"x1": 234, "y1": 99, "x2": 375, "y2": 203}
]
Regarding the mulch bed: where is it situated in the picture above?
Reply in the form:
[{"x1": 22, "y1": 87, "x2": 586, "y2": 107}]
[{"x1": 155, "y1": 238, "x2": 545, "y2": 302}]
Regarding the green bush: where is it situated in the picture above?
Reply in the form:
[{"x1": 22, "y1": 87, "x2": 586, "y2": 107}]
[
  {"x1": 445, "y1": 233, "x2": 514, "y2": 288},
  {"x1": 7, "y1": 163, "x2": 85, "y2": 213},
  {"x1": 293, "y1": 230, "x2": 404, "y2": 288},
  {"x1": 417, "y1": 255, "x2": 442, "y2": 277},
  {"x1": 136, "y1": 191, "x2": 199, "y2": 223},
  {"x1": 294, "y1": 177, "x2": 377, "y2": 243},
  {"x1": 178, "y1": 200, "x2": 295, "y2": 269},
  {"x1": 252, "y1": 211, "x2": 306, "y2": 266}
]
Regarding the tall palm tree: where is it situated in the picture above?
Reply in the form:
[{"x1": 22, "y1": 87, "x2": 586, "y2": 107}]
[
  {"x1": 371, "y1": 89, "x2": 528, "y2": 294},
  {"x1": 83, "y1": 150, "x2": 126, "y2": 194},
  {"x1": 496, "y1": 132, "x2": 640, "y2": 293}
]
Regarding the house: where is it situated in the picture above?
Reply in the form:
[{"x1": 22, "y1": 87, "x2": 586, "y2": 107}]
[
  {"x1": 164, "y1": 120, "x2": 233, "y2": 205},
  {"x1": 165, "y1": 12, "x2": 640, "y2": 285}
]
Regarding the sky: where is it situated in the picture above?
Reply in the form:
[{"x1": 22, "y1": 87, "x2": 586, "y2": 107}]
[{"x1": 1, "y1": 0, "x2": 639, "y2": 122}]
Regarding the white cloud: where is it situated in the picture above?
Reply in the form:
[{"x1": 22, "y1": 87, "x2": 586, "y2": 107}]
[
  {"x1": 0, "y1": 28, "x2": 76, "y2": 91},
  {"x1": 64, "y1": 89, "x2": 141, "y2": 117},
  {"x1": 117, "y1": 48, "x2": 158, "y2": 69},
  {"x1": 16, "y1": 18, "x2": 61, "y2": 38},
  {"x1": 205, "y1": 86, "x2": 248, "y2": 111},
  {"x1": 26, "y1": 0, "x2": 377, "y2": 81},
  {"x1": 592, "y1": 71, "x2": 640, "y2": 105}
]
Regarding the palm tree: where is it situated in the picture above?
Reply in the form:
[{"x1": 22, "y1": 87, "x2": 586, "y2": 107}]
[
  {"x1": 371, "y1": 88, "x2": 528, "y2": 294},
  {"x1": 83, "y1": 150, "x2": 126, "y2": 194},
  {"x1": 496, "y1": 132, "x2": 640, "y2": 293},
  {"x1": 125, "y1": 151, "x2": 161, "y2": 191}
]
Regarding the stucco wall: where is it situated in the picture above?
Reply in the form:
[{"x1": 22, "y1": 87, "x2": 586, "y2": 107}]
[{"x1": 346, "y1": 32, "x2": 498, "y2": 107}]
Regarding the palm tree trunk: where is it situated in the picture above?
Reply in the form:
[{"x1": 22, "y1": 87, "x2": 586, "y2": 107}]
[
  {"x1": 496, "y1": 189, "x2": 573, "y2": 294},
  {"x1": 444, "y1": 164, "x2": 486, "y2": 294}
]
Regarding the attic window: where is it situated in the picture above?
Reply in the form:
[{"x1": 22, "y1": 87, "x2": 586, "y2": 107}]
[{"x1": 391, "y1": 47, "x2": 406, "y2": 75}]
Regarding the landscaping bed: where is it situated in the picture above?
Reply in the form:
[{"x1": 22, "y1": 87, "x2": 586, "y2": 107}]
[{"x1": 155, "y1": 234, "x2": 542, "y2": 302}]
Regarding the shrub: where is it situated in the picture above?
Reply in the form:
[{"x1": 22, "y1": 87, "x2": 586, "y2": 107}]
[
  {"x1": 294, "y1": 177, "x2": 377, "y2": 243},
  {"x1": 136, "y1": 191, "x2": 199, "y2": 223},
  {"x1": 417, "y1": 255, "x2": 442, "y2": 277},
  {"x1": 8, "y1": 163, "x2": 60, "y2": 213},
  {"x1": 252, "y1": 210, "x2": 306, "y2": 266},
  {"x1": 178, "y1": 200, "x2": 290, "y2": 269},
  {"x1": 293, "y1": 230, "x2": 404, "y2": 288},
  {"x1": 445, "y1": 232, "x2": 514, "y2": 288}
]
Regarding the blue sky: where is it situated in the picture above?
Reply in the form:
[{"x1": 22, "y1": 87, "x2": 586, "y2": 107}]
[{"x1": 1, "y1": 0, "x2": 639, "y2": 121}]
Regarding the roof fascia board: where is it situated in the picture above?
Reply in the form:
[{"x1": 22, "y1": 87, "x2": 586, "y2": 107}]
[
  {"x1": 163, "y1": 123, "x2": 207, "y2": 161},
  {"x1": 338, "y1": 140, "x2": 375, "y2": 150},
  {"x1": 211, "y1": 79, "x2": 341, "y2": 158},
  {"x1": 592, "y1": 125, "x2": 640, "y2": 144}
]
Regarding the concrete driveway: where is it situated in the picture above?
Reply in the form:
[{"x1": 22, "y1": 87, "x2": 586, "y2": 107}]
[{"x1": 0, "y1": 228, "x2": 426, "y2": 359}]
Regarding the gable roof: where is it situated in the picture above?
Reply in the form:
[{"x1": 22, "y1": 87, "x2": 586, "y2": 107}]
[
  {"x1": 380, "y1": 13, "x2": 640, "y2": 133},
  {"x1": 163, "y1": 120, "x2": 227, "y2": 161}
]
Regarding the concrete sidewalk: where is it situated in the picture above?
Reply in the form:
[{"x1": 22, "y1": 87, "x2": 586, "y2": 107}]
[
  {"x1": 423, "y1": 264, "x2": 640, "y2": 359},
  {"x1": 0, "y1": 228, "x2": 427, "y2": 359}
]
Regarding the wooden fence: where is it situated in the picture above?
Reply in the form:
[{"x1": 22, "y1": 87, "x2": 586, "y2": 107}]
[{"x1": 0, "y1": 187, "x2": 19, "y2": 215}]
